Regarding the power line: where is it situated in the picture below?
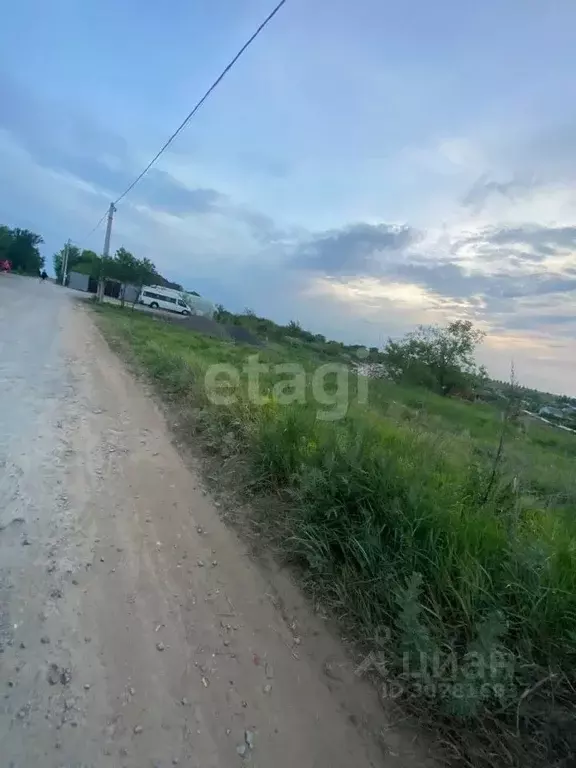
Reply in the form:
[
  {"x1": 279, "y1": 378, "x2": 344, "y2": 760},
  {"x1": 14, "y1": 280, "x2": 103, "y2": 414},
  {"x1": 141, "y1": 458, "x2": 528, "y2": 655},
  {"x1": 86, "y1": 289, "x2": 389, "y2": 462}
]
[
  {"x1": 72, "y1": 207, "x2": 110, "y2": 252},
  {"x1": 113, "y1": 0, "x2": 287, "y2": 207},
  {"x1": 84, "y1": 210, "x2": 109, "y2": 241},
  {"x1": 76, "y1": 0, "x2": 287, "y2": 262}
]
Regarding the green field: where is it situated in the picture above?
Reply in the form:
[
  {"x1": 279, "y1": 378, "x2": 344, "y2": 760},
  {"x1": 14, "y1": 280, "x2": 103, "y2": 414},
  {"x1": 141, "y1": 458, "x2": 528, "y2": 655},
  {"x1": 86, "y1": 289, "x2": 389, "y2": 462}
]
[{"x1": 93, "y1": 304, "x2": 576, "y2": 767}]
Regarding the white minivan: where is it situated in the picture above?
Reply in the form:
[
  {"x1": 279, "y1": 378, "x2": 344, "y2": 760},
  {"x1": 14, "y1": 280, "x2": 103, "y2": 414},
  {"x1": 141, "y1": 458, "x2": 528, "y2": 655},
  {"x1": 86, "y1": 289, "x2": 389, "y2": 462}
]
[{"x1": 139, "y1": 286, "x2": 190, "y2": 315}]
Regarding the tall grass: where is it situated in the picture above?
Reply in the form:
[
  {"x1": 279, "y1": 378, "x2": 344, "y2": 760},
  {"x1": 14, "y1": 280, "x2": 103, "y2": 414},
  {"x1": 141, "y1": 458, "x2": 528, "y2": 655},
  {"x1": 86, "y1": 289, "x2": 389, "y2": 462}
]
[{"x1": 95, "y1": 305, "x2": 576, "y2": 766}]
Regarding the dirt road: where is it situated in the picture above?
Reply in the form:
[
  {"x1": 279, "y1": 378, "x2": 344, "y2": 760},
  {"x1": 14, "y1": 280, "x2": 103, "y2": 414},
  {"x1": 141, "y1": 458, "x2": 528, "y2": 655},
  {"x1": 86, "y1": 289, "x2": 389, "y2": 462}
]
[{"x1": 0, "y1": 277, "x2": 428, "y2": 767}]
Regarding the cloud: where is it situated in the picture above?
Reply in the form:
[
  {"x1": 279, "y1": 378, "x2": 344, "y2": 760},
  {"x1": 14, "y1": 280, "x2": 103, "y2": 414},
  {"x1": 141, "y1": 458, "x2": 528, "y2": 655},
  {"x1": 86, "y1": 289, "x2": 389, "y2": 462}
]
[
  {"x1": 292, "y1": 222, "x2": 417, "y2": 275},
  {"x1": 134, "y1": 173, "x2": 224, "y2": 216},
  {"x1": 503, "y1": 313, "x2": 576, "y2": 331},
  {"x1": 506, "y1": 122, "x2": 576, "y2": 184},
  {"x1": 462, "y1": 175, "x2": 534, "y2": 213},
  {"x1": 278, "y1": 207, "x2": 576, "y2": 381},
  {"x1": 401, "y1": 260, "x2": 576, "y2": 303},
  {"x1": 288, "y1": 214, "x2": 576, "y2": 307},
  {"x1": 2, "y1": 64, "x2": 576, "y2": 393},
  {"x1": 463, "y1": 223, "x2": 576, "y2": 254},
  {"x1": 0, "y1": 70, "x2": 226, "y2": 218}
]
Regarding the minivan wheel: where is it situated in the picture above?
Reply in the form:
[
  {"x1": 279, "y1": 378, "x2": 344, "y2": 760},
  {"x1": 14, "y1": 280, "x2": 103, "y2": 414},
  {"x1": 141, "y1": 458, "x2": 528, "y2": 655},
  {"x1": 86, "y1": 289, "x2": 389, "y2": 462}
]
[
  {"x1": 181, "y1": 309, "x2": 190, "y2": 316},
  {"x1": 150, "y1": 302, "x2": 159, "y2": 309}
]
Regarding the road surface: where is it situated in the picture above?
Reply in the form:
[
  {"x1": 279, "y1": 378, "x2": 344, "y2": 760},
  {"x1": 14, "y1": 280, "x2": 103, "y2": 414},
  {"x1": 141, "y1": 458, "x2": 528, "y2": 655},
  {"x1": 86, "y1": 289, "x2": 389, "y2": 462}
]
[{"x1": 0, "y1": 276, "x2": 428, "y2": 768}]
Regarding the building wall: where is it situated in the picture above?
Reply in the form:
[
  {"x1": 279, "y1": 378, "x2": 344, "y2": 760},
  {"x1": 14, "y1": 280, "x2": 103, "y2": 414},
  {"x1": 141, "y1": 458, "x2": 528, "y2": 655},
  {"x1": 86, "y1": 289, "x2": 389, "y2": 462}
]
[
  {"x1": 123, "y1": 284, "x2": 140, "y2": 304},
  {"x1": 68, "y1": 271, "x2": 90, "y2": 292}
]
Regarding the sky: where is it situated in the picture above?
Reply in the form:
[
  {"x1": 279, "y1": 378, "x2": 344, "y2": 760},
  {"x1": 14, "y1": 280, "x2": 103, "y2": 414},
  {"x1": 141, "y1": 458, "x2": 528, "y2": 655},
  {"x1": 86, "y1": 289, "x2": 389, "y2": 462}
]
[{"x1": 1, "y1": 0, "x2": 575, "y2": 395}]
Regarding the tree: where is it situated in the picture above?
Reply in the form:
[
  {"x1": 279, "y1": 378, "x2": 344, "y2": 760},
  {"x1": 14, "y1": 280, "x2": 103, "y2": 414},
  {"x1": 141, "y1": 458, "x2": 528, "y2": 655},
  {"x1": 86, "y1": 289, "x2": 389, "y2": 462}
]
[
  {"x1": 106, "y1": 247, "x2": 140, "y2": 304},
  {"x1": 96, "y1": 248, "x2": 159, "y2": 307},
  {"x1": 0, "y1": 226, "x2": 12, "y2": 260},
  {"x1": 381, "y1": 320, "x2": 486, "y2": 395},
  {"x1": 53, "y1": 244, "x2": 81, "y2": 284},
  {"x1": 0, "y1": 227, "x2": 44, "y2": 273},
  {"x1": 134, "y1": 257, "x2": 159, "y2": 296},
  {"x1": 156, "y1": 277, "x2": 183, "y2": 291},
  {"x1": 53, "y1": 241, "x2": 163, "y2": 305},
  {"x1": 53, "y1": 244, "x2": 100, "y2": 281},
  {"x1": 51, "y1": 238, "x2": 194, "y2": 311},
  {"x1": 73, "y1": 250, "x2": 100, "y2": 276},
  {"x1": 112, "y1": 247, "x2": 138, "y2": 275},
  {"x1": 368, "y1": 346, "x2": 380, "y2": 362},
  {"x1": 97, "y1": 249, "x2": 161, "y2": 307}
]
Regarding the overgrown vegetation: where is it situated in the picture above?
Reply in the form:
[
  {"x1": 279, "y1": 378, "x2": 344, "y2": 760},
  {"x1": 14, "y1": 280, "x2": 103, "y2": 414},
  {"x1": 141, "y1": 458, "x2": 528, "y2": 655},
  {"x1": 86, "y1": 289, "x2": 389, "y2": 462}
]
[
  {"x1": 94, "y1": 304, "x2": 576, "y2": 768},
  {"x1": 0, "y1": 224, "x2": 44, "y2": 274},
  {"x1": 215, "y1": 306, "x2": 576, "y2": 420},
  {"x1": 215, "y1": 305, "x2": 383, "y2": 363},
  {"x1": 379, "y1": 319, "x2": 488, "y2": 395}
]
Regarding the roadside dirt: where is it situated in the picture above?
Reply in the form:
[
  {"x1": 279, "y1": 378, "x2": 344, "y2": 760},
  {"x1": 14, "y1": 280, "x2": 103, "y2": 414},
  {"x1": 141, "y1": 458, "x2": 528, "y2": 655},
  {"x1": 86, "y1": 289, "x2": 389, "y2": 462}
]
[{"x1": 0, "y1": 299, "x2": 434, "y2": 767}]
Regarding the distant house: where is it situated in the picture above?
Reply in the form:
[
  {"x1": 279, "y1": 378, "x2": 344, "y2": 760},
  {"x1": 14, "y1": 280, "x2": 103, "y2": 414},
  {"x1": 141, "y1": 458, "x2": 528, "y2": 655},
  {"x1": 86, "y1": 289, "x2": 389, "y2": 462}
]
[
  {"x1": 67, "y1": 271, "x2": 139, "y2": 303},
  {"x1": 539, "y1": 406, "x2": 565, "y2": 420}
]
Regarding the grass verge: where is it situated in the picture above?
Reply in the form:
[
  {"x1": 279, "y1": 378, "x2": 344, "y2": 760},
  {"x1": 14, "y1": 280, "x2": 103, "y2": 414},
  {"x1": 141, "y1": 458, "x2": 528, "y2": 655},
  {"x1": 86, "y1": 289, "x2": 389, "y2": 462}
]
[{"x1": 93, "y1": 304, "x2": 576, "y2": 767}]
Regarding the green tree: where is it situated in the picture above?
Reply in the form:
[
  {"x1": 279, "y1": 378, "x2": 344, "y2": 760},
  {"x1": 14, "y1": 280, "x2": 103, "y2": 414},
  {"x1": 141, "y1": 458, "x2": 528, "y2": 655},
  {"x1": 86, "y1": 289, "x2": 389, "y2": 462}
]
[
  {"x1": 1, "y1": 227, "x2": 44, "y2": 273},
  {"x1": 75, "y1": 250, "x2": 100, "y2": 276},
  {"x1": 134, "y1": 256, "x2": 159, "y2": 291},
  {"x1": 53, "y1": 245, "x2": 101, "y2": 281},
  {"x1": 156, "y1": 276, "x2": 183, "y2": 291},
  {"x1": 96, "y1": 248, "x2": 161, "y2": 307},
  {"x1": 111, "y1": 248, "x2": 153, "y2": 306},
  {"x1": 368, "y1": 346, "x2": 380, "y2": 362},
  {"x1": 53, "y1": 244, "x2": 81, "y2": 284},
  {"x1": 0, "y1": 226, "x2": 13, "y2": 260},
  {"x1": 381, "y1": 320, "x2": 486, "y2": 395}
]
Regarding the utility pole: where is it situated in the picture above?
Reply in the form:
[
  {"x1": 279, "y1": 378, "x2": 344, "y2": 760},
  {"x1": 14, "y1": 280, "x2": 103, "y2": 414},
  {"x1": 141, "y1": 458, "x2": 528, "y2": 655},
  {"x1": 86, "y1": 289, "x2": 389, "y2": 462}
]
[
  {"x1": 97, "y1": 202, "x2": 116, "y2": 301},
  {"x1": 61, "y1": 239, "x2": 70, "y2": 286}
]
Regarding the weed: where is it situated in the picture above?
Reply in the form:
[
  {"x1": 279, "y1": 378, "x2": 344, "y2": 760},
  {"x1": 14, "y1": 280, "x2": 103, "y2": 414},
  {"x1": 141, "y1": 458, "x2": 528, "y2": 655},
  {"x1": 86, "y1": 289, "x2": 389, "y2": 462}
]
[{"x1": 93, "y1": 304, "x2": 576, "y2": 767}]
